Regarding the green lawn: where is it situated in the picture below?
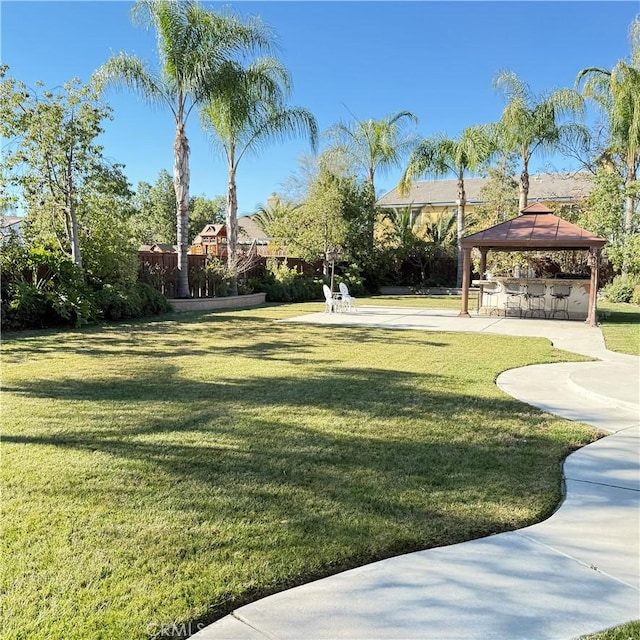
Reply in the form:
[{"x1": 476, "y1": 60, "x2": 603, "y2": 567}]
[
  {"x1": 362, "y1": 294, "x2": 640, "y2": 356},
  {"x1": 359, "y1": 293, "x2": 463, "y2": 309},
  {"x1": 1, "y1": 302, "x2": 600, "y2": 639},
  {"x1": 582, "y1": 620, "x2": 640, "y2": 639},
  {"x1": 597, "y1": 300, "x2": 640, "y2": 356}
]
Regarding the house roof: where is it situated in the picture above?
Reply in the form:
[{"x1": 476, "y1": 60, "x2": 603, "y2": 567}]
[
  {"x1": 377, "y1": 172, "x2": 593, "y2": 208},
  {"x1": 1, "y1": 216, "x2": 23, "y2": 228},
  {"x1": 190, "y1": 216, "x2": 270, "y2": 247},
  {"x1": 150, "y1": 243, "x2": 178, "y2": 253},
  {"x1": 461, "y1": 203, "x2": 606, "y2": 251},
  {"x1": 238, "y1": 215, "x2": 270, "y2": 244}
]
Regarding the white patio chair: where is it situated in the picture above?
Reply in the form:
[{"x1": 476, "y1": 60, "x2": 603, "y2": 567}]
[
  {"x1": 323, "y1": 284, "x2": 339, "y2": 313},
  {"x1": 338, "y1": 282, "x2": 357, "y2": 312}
]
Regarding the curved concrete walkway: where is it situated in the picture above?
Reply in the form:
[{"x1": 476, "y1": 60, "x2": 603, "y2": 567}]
[{"x1": 193, "y1": 308, "x2": 639, "y2": 640}]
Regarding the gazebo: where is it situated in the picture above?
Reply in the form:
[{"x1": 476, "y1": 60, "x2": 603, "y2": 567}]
[{"x1": 459, "y1": 204, "x2": 607, "y2": 327}]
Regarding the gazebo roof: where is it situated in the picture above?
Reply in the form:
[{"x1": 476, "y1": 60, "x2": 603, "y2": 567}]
[{"x1": 461, "y1": 204, "x2": 606, "y2": 251}]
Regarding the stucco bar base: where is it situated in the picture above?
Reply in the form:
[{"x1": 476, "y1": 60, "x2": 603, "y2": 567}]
[{"x1": 475, "y1": 278, "x2": 591, "y2": 321}]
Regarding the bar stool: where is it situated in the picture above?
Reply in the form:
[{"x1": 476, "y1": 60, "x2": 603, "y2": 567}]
[
  {"x1": 524, "y1": 282, "x2": 547, "y2": 318},
  {"x1": 502, "y1": 281, "x2": 524, "y2": 318},
  {"x1": 482, "y1": 281, "x2": 501, "y2": 316},
  {"x1": 550, "y1": 283, "x2": 572, "y2": 319}
]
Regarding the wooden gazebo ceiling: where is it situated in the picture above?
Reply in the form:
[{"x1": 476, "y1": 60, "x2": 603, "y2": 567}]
[{"x1": 461, "y1": 203, "x2": 606, "y2": 251}]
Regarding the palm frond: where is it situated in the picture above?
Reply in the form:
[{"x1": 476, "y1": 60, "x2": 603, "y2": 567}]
[{"x1": 94, "y1": 53, "x2": 171, "y2": 111}]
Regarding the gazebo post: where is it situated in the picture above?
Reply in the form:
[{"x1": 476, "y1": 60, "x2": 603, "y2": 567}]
[
  {"x1": 459, "y1": 248, "x2": 472, "y2": 317},
  {"x1": 586, "y1": 247, "x2": 601, "y2": 327},
  {"x1": 479, "y1": 249, "x2": 487, "y2": 277}
]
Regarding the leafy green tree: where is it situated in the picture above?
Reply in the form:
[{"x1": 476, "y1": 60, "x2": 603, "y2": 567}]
[
  {"x1": 471, "y1": 153, "x2": 520, "y2": 229},
  {"x1": 95, "y1": 0, "x2": 274, "y2": 297},
  {"x1": 131, "y1": 169, "x2": 176, "y2": 244},
  {"x1": 579, "y1": 168, "x2": 636, "y2": 274},
  {"x1": 576, "y1": 16, "x2": 640, "y2": 274},
  {"x1": 400, "y1": 125, "x2": 496, "y2": 286},
  {"x1": 493, "y1": 70, "x2": 588, "y2": 211},
  {"x1": 324, "y1": 110, "x2": 419, "y2": 265},
  {"x1": 272, "y1": 166, "x2": 348, "y2": 272},
  {"x1": 0, "y1": 67, "x2": 113, "y2": 269},
  {"x1": 200, "y1": 57, "x2": 317, "y2": 294},
  {"x1": 327, "y1": 177, "x2": 377, "y2": 288},
  {"x1": 76, "y1": 164, "x2": 139, "y2": 286}
]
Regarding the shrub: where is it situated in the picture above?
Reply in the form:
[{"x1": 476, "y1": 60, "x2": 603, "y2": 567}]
[
  {"x1": 1, "y1": 243, "x2": 95, "y2": 331},
  {"x1": 603, "y1": 275, "x2": 640, "y2": 304},
  {"x1": 254, "y1": 258, "x2": 324, "y2": 302},
  {"x1": 1, "y1": 240, "x2": 171, "y2": 331},
  {"x1": 94, "y1": 283, "x2": 171, "y2": 321}
]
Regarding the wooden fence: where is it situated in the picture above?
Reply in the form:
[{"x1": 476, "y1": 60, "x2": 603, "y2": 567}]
[{"x1": 138, "y1": 252, "x2": 316, "y2": 299}]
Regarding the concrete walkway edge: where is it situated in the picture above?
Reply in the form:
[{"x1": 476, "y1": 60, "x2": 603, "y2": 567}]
[{"x1": 192, "y1": 307, "x2": 639, "y2": 640}]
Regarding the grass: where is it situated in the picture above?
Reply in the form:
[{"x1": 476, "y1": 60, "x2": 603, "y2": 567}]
[
  {"x1": 359, "y1": 293, "x2": 463, "y2": 309},
  {"x1": 581, "y1": 620, "x2": 640, "y2": 639},
  {"x1": 597, "y1": 300, "x2": 640, "y2": 356},
  {"x1": 362, "y1": 294, "x2": 640, "y2": 356},
  {"x1": 1, "y1": 302, "x2": 601, "y2": 640}
]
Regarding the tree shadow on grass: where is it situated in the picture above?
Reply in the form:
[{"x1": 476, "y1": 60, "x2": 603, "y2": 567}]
[
  {"x1": 1, "y1": 314, "x2": 450, "y2": 366},
  {"x1": 2, "y1": 359, "x2": 592, "y2": 635}
]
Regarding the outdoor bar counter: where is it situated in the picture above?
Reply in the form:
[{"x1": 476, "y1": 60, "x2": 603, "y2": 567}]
[{"x1": 473, "y1": 276, "x2": 591, "y2": 320}]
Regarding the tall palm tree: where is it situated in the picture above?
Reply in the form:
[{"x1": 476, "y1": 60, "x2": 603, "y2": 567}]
[
  {"x1": 493, "y1": 70, "x2": 588, "y2": 212},
  {"x1": 325, "y1": 110, "x2": 419, "y2": 257},
  {"x1": 200, "y1": 57, "x2": 317, "y2": 294},
  {"x1": 400, "y1": 125, "x2": 495, "y2": 286},
  {"x1": 576, "y1": 16, "x2": 640, "y2": 250},
  {"x1": 325, "y1": 110, "x2": 419, "y2": 193},
  {"x1": 94, "y1": 0, "x2": 273, "y2": 297}
]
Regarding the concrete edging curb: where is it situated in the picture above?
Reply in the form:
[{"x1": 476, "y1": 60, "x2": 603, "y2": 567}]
[{"x1": 169, "y1": 292, "x2": 266, "y2": 313}]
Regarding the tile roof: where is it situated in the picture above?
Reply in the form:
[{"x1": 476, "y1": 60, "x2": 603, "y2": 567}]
[
  {"x1": 238, "y1": 215, "x2": 270, "y2": 244},
  {"x1": 377, "y1": 172, "x2": 593, "y2": 208},
  {"x1": 461, "y1": 204, "x2": 606, "y2": 250}
]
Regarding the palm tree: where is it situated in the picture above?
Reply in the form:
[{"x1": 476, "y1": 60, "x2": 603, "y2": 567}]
[
  {"x1": 383, "y1": 205, "x2": 417, "y2": 253},
  {"x1": 423, "y1": 210, "x2": 457, "y2": 247},
  {"x1": 325, "y1": 110, "x2": 419, "y2": 257},
  {"x1": 325, "y1": 110, "x2": 419, "y2": 192},
  {"x1": 200, "y1": 57, "x2": 317, "y2": 294},
  {"x1": 253, "y1": 197, "x2": 302, "y2": 261},
  {"x1": 400, "y1": 126, "x2": 495, "y2": 287},
  {"x1": 493, "y1": 70, "x2": 588, "y2": 211},
  {"x1": 576, "y1": 16, "x2": 640, "y2": 256},
  {"x1": 94, "y1": 0, "x2": 273, "y2": 297}
]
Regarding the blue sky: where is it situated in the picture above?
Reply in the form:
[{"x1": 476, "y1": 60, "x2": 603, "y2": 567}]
[{"x1": 2, "y1": 1, "x2": 638, "y2": 216}]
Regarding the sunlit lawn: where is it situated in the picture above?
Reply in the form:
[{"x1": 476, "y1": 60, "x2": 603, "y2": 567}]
[
  {"x1": 597, "y1": 300, "x2": 640, "y2": 356},
  {"x1": 1, "y1": 302, "x2": 601, "y2": 639},
  {"x1": 363, "y1": 294, "x2": 640, "y2": 356},
  {"x1": 581, "y1": 620, "x2": 640, "y2": 640},
  {"x1": 359, "y1": 293, "x2": 463, "y2": 309}
]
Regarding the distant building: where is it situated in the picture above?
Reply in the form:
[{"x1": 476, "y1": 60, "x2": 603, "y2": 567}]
[
  {"x1": 189, "y1": 223, "x2": 227, "y2": 257},
  {"x1": 189, "y1": 215, "x2": 275, "y2": 257},
  {"x1": 1, "y1": 216, "x2": 24, "y2": 242},
  {"x1": 376, "y1": 172, "x2": 593, "y2": 226},
  {"x1": 138, "y1": 243, "x2": 179, "y2": 254}
]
